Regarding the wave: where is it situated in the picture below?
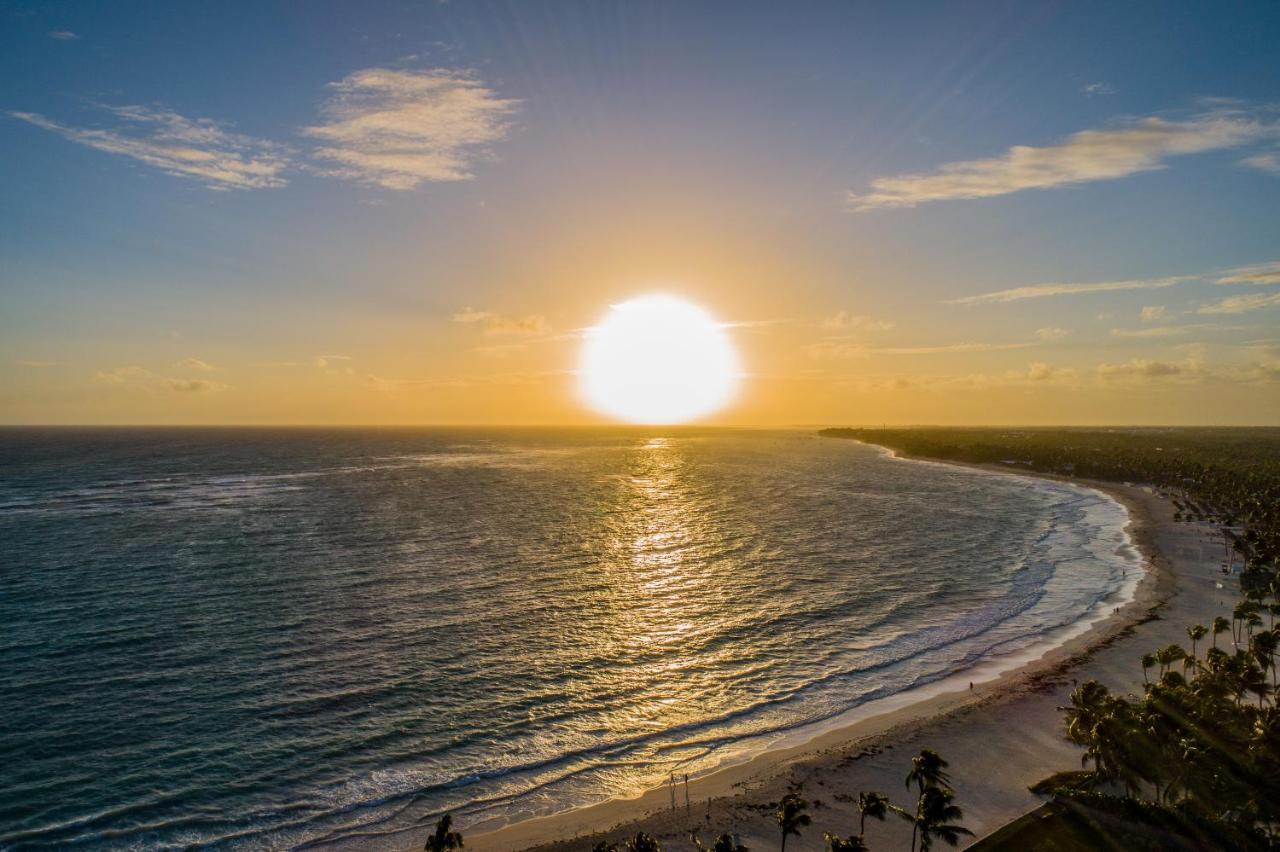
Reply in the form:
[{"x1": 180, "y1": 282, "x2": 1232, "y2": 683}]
[{"x1": 0, "y1": 431, "x2": 1145, "y2": 850}]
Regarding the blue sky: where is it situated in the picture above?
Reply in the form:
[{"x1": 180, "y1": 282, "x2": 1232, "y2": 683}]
[{"x1": 2, "y1": 1, "x2": 1279, "y2": 424}]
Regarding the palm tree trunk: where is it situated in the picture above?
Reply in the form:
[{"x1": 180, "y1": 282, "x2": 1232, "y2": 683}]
[{"x1": 780, "y1": 833, "x2": 786, "y2": 852}]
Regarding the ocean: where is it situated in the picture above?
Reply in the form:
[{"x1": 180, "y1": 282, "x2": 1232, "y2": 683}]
[{"x1": 0, "y1": 428, "x2": 1140, "y2": 849}]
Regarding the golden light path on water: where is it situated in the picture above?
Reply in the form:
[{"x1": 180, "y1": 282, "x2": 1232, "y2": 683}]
[{"x1": 598, "y1": 437, "x2": 715, "y2": 738}]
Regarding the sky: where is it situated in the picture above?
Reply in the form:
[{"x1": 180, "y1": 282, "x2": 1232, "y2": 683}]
[{"x1": 2, "y1": 0, "x2": 1279, "y2": 426}]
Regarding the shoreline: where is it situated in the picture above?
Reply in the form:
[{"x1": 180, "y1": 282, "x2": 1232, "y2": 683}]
[{"x1": 462, "y1": 443, "x2": 1217, "y2": 852}]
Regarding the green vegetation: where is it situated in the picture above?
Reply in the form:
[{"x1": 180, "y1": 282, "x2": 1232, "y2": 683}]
[
  {"x1": 693, "y1": 834, "x2": 749, "y2": 852},
  {"x1": 594, "y1": 833, "x2": 664, "y2": 852},
  {"x1": 776, "y1": 791, "x2": 811, "y2": 852},
  {"x1": 822, "y1": 427, "x2": 1280, "y2": 848},
  {"x1": 424, "y1": 813, "x2": 465, "y2": 852}
]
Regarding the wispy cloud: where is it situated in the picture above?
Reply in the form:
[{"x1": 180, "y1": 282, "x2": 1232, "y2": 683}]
[
  {"x1": 1097, "y1": 358, "x2": 1192, "y2": 380},
  {"x1": 1243, "y1": 151, "x2": 1280, "y2": 175},
  {"x1": 849, "y1": 109, "x2": 1275, "y2": 210},
  {"x1": 820, "y1": 311, "x2": 895, "y2": 332},
  {"x1": 15, "y1": 359, "x2": 57, "y2": 368},
  {"x1": 95, "y1": 365, "x2": 227, "y2": 392},
  {"x1": 1216, "y1": 260, "x2": 1280, "y2": 286},
  {"x1": 949, "y1": 276, "x2": 1190, "y2": 305},
  {"x1": 48, "y1": 30, "x2": 79, "y2": 41},
  {"x1": 1035, "y1": 327, "x2": 1071, "y2": 340},
  {"x1": 304, "y1": 68, "x2": 519, "y2": 189},
  {"x1": 806, "y1": 340, "x2": 1031, "y2": 360},
  {"x1": 165, "y1": 378, "x2": 225, "y2": 393},
  {"x1": 175, "y1": 357, "x2": 218, "y2": 372},
  {"x1": 1140, "y1": 305, "x2": 1167, "y2": 322},
  {"x1": 1110, "y1": 325, "x2": 1195, "y2": 338},
  {"x1": 1023, "y1": 362, "x2": 1072, "y2": 381},
  {"x1": 473, "y1": 343, "x2": 528, "y2": 358},
  {"x1": 1198, "y1": 292, "x2": 1280, "y2": 315},
  {"x1": 10, "y1": 105, "x2": 290, "y2": 189},
  {"x1": 314, "y1": 354, "x2": 354, "y2": 368},
  {"x1": 452, "y1": 308, "x2": 548, "y2": 336},
  {"x1": 1082, "y1": 82, "x2": 1116, "y2": 97},
  {"x1": 95, "y1": 366, "x2": 153, "y2": 385},
  {"x1": 878, "y1": 342, "x2": 1033, "y2": 354},
  {"x1": 366, "y1": 369, "x2": 556, "y2": 393}
]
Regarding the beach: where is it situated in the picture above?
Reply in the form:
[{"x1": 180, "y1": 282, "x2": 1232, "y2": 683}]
[{"x1": 467, "y1": 455, "x2": 1235, "y2": 851}]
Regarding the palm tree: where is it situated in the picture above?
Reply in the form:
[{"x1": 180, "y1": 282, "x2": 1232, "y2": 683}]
[
  {"x1": 856, "y1": 791, "x2": 890, "y2": 840},
  {"x1": 1213, "y1": 616, "x2": 1230, "y2": 650},
  {"x1": 822, "y1": 834, "x2": 867, "y2": 852},
  {"x1": 1254, "y1": 629, "x2": 1280, "y2": 686},
  {"x1": 1064, "y1": 680, "x2": 1121, "y2": 781},
  {"x1": 776, "y1": 793, "x2": 810, "y2": 852},
  {"x1": 899, "y1": 787, "x2": 973, "y2": 852},
  {"x1": 424, "y1": 814, "x2": 464, "y2": 852},
  {"x1": 1188, "y1": 624, "x2": 1208, "y2": 662},
  {"x1": 1141, "y1": 653, "x2": 1155, "y2": 684},
  {"x1": 902, "y1": 750, "x2": 957, "y2": 852},
  {"x1": 1156, "y1": 644, "x2": 1186, "y2": 678},
  {"x1": 1242, "y1": 663, "x2": 1272, "y2": 709},
  {"x1": 905, "y1": 749, "x2": 952, "y2": 795},
  {"x1": 693, "y1": 835, "x2": 747, "y2": 852},
  {"x1": 629, "y1": 834, "x2": 661, "y2": 852},
  {"x1": 1233, "y1": 603, "x2": 1249, "y2": 647}
]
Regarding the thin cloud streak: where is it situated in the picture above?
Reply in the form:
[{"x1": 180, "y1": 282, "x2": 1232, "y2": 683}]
[
  {"x1": 948, "y1": 276, "x2": 1191, "y2": 305},
  {"x1": 1216, "y1": 261, "x2": 1280, "y2": 286},
  {"x1": 1110, "y1": 325, "x2": 1201, "y2": 338},
  {"x1": 1243, "y1": 151, "x2": 1280, "y2": 175},
  {"x1": 10, "y1": 106, "x2": 290, "y2": 190},
  {"x1": 820, "y1": 311, "x2": 896, "y2": 332},
  {"x1": 1199, "y1": 292, "x2": 1280, "y2": 315},
  {"x1": 849, "y1": 109, "x2": 1274, "y2": 210},
  {"x1": 807, "y1": 340, "x2": 1032, "y2": 360},
  {"x1": 95, "y1": 365, "x2": 228, "y2": 393},
  {"x1": 452, "y1": 308, "x2": 548, "y2": 336}
]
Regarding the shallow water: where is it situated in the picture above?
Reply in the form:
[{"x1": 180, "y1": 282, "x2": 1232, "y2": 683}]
[{"x1": 0, "y1": 428, "x2": 1139, "y2": 849}]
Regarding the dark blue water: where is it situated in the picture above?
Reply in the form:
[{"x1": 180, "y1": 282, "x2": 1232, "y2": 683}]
[{"x1": 0, "y1": 428, "x2": 1138, "y2": 849}]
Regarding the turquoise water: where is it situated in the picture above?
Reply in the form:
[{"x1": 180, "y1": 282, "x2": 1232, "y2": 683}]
[{"x1": 0, "y1": 428, "x2": 1137, "y2": 849}]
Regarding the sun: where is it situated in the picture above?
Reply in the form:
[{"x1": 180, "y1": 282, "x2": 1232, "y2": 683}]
[{"x1": 579, "y1": 295, "x2": 741, "y2": 424}]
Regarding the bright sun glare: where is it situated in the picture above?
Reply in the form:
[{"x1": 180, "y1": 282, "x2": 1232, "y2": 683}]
[{"x1": 579, "y1": 295, "x2": 741, "y2": 424}]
